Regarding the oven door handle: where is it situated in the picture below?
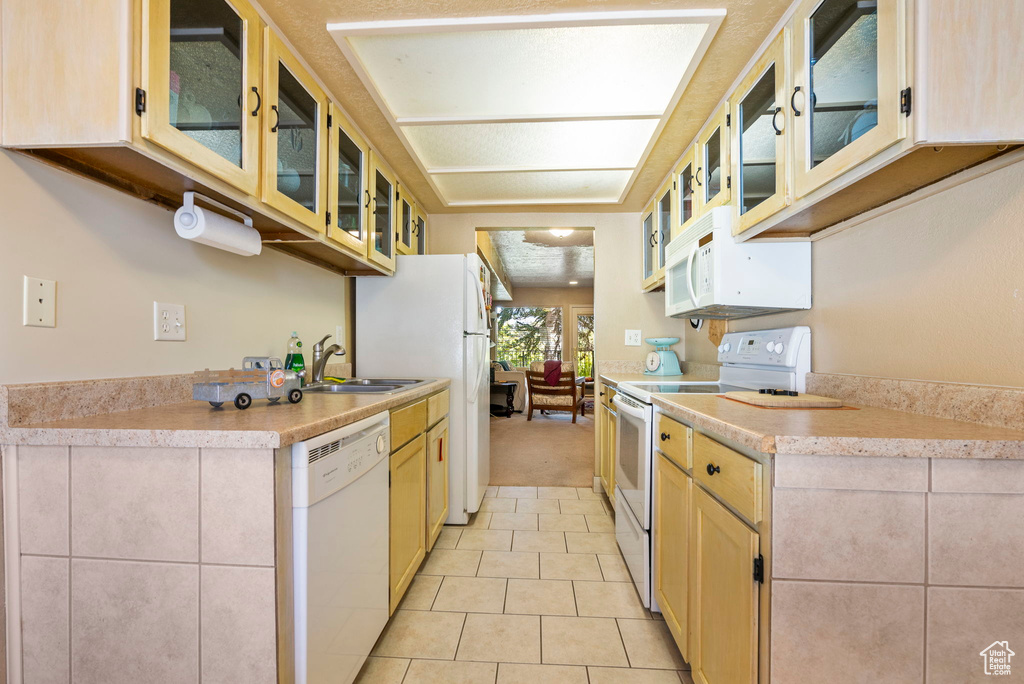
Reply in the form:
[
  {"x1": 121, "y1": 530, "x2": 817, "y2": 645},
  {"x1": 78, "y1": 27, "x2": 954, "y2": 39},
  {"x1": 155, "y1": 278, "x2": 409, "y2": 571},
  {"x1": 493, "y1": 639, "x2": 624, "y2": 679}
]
[{"x1": 612, "y1": 395, "x2": 647, "y2": 420}]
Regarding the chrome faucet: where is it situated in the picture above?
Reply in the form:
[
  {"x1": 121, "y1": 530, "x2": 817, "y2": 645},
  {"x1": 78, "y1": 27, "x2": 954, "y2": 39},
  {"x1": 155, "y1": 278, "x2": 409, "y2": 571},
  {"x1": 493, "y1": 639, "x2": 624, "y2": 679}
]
[{"x1": 310, "y1": 334, "x2": 346, "y2": 385}]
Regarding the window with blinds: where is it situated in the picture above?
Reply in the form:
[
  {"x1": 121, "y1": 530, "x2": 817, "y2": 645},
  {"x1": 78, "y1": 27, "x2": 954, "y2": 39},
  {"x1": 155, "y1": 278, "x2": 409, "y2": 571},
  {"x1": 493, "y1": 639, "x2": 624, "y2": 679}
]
[{"x1": 494, "y1": 306, "x2": 562, "y2": 368}]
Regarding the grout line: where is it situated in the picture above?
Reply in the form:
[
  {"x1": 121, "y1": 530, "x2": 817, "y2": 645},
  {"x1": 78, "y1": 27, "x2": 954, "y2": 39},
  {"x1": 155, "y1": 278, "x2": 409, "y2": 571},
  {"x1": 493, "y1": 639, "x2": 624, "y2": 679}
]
[
  {"x1": 398, "y1": 657, "x2": 411, "y2": 684},
  {"x1": 923, "y1": 461, "x2": 931, "y2": 684},
  {"x1": 614, "y1": 617, "x2": 632, "y2": 668},
  {"x1": 197, "y1": 449, "x2": 202, "y2": 681},
  {"x1": 67, "y1": 446, "x2": 73, "y2": 682},
  {"x1": 453, "y1": 610, "x2": 469, "y2": 661}
]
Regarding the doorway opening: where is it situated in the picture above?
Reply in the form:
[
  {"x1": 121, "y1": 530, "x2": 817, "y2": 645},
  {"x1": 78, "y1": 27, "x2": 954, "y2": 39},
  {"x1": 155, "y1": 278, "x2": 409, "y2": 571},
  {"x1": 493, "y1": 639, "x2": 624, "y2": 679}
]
[{"x1": 476, "y1": 227, "x2": 596, "y2": 486}]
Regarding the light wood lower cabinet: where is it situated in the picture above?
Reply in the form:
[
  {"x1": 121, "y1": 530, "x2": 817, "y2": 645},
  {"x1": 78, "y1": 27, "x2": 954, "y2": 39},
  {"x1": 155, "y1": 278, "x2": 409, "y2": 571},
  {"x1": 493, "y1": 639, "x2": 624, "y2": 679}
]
[
  {"x1": 691, "y1": 485, "x2": 760, "y2": 684},
  {"x1": 389, "y1": 433, "x2": 426, "y2": 614},
  {"x1": 653, "y1": 451, "x2": 691, "y2": 661},
  {"x1": 426, "y1": 416, "x2": 450, "y2": 550}
]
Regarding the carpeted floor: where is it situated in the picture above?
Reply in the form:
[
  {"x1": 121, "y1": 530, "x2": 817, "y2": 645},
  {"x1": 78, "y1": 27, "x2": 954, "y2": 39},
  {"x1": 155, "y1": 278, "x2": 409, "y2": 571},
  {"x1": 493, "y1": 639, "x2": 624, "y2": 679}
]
[{"x1": 488, "y1": 410, "x2": 595, "y2": 487}]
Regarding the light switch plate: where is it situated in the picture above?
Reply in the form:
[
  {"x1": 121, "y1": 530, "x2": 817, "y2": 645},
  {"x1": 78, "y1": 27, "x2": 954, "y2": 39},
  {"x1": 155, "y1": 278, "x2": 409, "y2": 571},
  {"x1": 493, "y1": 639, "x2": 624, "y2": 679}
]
[
  {"x1": 23, "y1": 276, "x2": 56, "y2": 327},
  {"x1": 625, "y1": 329, "x2": 642, "y2": 346},
  {"x1": 154, "y1": 302, "x2": 186, "y2": 341}
]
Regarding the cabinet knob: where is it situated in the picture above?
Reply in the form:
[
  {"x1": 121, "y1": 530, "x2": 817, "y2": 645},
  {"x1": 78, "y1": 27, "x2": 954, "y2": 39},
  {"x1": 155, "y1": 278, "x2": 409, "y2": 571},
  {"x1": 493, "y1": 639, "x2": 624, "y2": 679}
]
[
  {"x1": 599, "y1": 391, "x2": 605, "y2": 396},
  {"x1": 660, "y1": 432, "x2": 670, "y2": 441},
  {"x1": 706, "y1": 463, "x2": 720, "y2": 476}
]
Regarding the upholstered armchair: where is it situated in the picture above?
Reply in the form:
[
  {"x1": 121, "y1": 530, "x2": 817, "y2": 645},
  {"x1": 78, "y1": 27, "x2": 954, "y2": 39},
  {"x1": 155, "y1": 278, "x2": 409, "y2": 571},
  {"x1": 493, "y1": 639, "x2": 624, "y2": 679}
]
[
  {"x1": 525, "y1": 361, "x2": 585, "y2": 423},
  {"x1": 491, "y1": 361, "x2": 527, "y2": 412}
]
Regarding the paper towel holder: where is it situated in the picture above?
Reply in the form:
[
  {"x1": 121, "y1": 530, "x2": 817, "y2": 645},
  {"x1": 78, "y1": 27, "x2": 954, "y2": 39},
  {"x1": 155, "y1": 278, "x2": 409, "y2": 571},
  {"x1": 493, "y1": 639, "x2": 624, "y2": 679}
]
[{"x1": 178, "y1": 191, "x2": 254, "y2": 229}]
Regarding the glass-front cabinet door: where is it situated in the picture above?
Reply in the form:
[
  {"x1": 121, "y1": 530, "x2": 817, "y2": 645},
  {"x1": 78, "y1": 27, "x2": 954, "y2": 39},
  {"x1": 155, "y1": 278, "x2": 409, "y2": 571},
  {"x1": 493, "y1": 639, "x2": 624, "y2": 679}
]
[
  {"x1": 396, "y1": 191, "x2": 416, "y2": 255},
  {"x1": 262, "y1": 30, "x2": 328, "y2": 232},
  {"x1": 792, "y1": 0, "x2": 903, "y2": 198},
  {"x1": 673, "y1": 145, "x2": 698, "y2": 240},
  {"x1": 143, "y1": 0, "x2": 262, "y2": 195},
  {"x1": 641, "y1": 199, "x2": 660, "y2": 291},
  {"x1": 415, "y1": 210, "x2": 428, "y2": 255},
  {"x1": 326, "y1": 102, "x2": 367, "y2": 254},
  {"x1": 655, "y1": 178, "x2": 674, "y2": 270},
  {"x1": 368, "y1": 151, "x2": 397, "y2": 271},
  {"x1": 697, "y1": 103, "x2": 731, "y2": 213},
  {"x1": 732, "y1": 32, "x2": 789, "y2": 236}
]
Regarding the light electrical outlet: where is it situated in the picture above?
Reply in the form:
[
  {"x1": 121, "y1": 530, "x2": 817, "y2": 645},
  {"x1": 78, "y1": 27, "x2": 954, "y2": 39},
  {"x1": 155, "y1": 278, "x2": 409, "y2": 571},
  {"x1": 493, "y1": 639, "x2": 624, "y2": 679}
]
[
  {"x1": 154, "y1": 302, "x2": 186, "y2": 341},
  {"x1": 625, "y1": 329, "x2": 642, "y2": 346},
  {"x1": 23, "y1": 276, "x2": 57, "y2": 327}
]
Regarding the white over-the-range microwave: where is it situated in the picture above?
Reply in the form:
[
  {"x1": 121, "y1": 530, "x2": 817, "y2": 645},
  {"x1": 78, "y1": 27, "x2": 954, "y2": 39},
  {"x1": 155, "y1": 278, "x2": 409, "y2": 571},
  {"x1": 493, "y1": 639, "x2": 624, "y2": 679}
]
[{"x1": 665, "y1": 207, "x2": 812, "y2": 320}]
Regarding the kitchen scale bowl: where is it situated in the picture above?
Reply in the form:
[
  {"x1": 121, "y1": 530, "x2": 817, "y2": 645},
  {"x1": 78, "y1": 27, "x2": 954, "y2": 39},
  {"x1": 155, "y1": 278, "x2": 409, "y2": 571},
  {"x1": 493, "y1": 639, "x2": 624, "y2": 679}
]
[{"x1": 646, "y1": 337, "x2": 680, "y2": 350}]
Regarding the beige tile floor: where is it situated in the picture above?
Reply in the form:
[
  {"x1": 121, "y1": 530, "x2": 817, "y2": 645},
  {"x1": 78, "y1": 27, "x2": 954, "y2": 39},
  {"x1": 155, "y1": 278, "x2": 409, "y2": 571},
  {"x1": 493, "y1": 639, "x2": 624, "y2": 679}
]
[{"x1": 357, "y1": 486, "x2": 693, "y2": 684}]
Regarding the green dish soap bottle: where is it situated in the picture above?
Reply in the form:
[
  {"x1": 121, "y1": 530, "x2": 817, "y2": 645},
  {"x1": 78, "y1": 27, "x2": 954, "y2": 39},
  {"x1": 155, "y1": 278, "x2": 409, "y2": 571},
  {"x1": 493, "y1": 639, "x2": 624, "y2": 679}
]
[{"x1": 285, "y1": 332, "x2": 305, "y2": 386}]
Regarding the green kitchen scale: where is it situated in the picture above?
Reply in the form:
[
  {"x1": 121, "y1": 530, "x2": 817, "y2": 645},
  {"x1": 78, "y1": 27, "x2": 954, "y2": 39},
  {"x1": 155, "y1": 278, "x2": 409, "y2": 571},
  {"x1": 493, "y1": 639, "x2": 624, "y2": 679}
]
[{"x1": 644, "y1": 337, "x2": 682, "y2": 375}]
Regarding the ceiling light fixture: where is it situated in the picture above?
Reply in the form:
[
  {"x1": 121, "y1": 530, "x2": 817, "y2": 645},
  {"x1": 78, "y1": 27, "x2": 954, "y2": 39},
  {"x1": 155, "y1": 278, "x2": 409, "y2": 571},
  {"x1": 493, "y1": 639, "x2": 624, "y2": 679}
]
[
  {"x1": 569, "y1": 281, "x2": 579, "y2": 285},
  {"x1": 550, "y1": 229, "x2": 574, "y2": 238}
]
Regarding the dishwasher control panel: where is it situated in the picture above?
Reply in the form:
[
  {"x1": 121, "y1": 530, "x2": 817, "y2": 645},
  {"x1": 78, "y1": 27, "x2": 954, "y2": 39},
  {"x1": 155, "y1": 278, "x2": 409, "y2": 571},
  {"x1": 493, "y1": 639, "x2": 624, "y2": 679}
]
[{"x1": 291, "y1": 412, "x2": 391, "y2": 507}]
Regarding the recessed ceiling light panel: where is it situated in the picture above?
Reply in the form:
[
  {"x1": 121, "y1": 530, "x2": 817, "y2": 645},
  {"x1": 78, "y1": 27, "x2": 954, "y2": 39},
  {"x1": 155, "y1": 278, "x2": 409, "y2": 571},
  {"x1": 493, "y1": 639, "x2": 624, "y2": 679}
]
[
  {"x1": 404, "y1": 119, "x2": 659, "y2": 171},
  {"x1": 434, "y1": 170, "x2": 633, "y2": 205},
  {"x1": 345, "y1": 22, "x2": 710, "y2": 119},
  {"x1": 328, "y1": 10, "x2": 725, "y2": 207}
]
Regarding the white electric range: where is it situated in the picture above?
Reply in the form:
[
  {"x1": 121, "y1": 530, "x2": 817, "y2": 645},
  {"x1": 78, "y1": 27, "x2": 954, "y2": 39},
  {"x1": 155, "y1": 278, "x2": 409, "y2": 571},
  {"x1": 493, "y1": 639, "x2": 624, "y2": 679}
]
[{"x1": 612, "y1": 326, "x2": 810, "y2": 610}]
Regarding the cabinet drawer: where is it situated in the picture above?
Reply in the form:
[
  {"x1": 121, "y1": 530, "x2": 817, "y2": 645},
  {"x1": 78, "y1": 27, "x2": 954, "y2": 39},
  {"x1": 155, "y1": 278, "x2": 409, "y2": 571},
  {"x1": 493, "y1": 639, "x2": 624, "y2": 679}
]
[
  {"x1": 600, "y1": 385, "x2": 617, "y2": 409},
  {"x1": 656, "y1": 413, "x2": 690, "y2": 470},
  {"x1": 692, "y1": 432, "x2": 762, "y2": 524},
  {"x1": 427, "y1": 389, "x2": 450, "y2": 427},
  {"x1": 391, "y1": 400, "x2": 427, "y2": 451}
]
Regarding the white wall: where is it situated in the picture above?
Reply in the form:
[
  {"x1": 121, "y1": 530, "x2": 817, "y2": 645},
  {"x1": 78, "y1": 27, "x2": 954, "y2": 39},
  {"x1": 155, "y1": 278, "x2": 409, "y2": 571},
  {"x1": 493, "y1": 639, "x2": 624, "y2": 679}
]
[
  {"x1": 686, "y1": 157, "x2": 1024, "y2": 388},
  {"x1": 0, "y1": 151, "x2": 352, "y2": 384}
]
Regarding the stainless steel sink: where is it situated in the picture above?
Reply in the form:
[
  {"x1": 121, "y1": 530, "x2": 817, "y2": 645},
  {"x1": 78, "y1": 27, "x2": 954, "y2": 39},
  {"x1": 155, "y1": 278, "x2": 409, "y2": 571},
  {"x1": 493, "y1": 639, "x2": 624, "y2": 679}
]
[{"x1": 304, "y1": 378, "x2": 432, "y2": 394}]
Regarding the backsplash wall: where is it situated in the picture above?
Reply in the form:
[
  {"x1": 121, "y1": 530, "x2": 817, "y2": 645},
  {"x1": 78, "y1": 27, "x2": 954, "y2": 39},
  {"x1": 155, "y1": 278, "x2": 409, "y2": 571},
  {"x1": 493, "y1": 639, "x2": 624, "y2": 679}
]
[
  {"x1": 0, "y1": 151, "x2": 353, "y2": 385},
  {"x1": 685, "y1": 157, "x2": 1024, "y2": 388}
]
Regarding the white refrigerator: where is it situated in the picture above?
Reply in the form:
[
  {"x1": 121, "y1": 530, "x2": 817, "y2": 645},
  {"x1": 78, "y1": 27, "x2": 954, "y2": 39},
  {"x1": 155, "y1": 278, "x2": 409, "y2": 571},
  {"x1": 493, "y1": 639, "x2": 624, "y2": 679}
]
[{"x1": 355, "y1": 253, "x2": 491, "y2": 523}]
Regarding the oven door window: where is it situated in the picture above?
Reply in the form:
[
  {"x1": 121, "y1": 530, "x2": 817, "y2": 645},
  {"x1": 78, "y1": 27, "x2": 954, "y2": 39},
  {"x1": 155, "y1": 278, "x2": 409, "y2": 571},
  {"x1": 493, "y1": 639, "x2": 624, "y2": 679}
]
[{"x1": 615, "y1": 407, "x2": 647, "y2": 525}]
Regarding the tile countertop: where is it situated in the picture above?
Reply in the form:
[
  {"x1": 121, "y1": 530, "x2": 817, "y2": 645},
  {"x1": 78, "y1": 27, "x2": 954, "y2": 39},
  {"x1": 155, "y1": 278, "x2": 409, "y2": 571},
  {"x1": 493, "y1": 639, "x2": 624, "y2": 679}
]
[
  {"x1": 651, "y1": 393, "x2": 1024, "y2": 460},
  {"x1": 0, "y1": 379, "x2": 450, "y2": 450}
]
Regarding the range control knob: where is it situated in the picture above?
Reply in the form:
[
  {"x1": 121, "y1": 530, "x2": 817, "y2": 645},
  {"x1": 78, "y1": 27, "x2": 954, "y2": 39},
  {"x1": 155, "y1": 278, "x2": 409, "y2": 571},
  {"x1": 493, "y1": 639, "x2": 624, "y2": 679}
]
[
  {"x1": 766, "y1": 342, "x2": 776, "y2": 353},
  {"x1": 723, "y1": 343, "x2": 732, "y2": 352},
  {"x1": 376, "y1": 434, "x2": 386, "y2": 454},
  {"x1": 717, "y1": 345, "x2": 725, "y2": 353},
  {"x1": 775, "y1": 342, "x2": 785, "y2": 354}
]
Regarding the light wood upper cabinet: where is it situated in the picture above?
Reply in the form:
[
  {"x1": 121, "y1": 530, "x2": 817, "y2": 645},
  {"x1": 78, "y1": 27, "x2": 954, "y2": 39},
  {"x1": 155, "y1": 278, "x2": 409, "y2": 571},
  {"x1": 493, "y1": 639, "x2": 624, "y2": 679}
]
[
  {"x1": 396, "y1": 189, "x2": 417, "y2": 255},
  {"x1": 142, "y1": 0, "x2": 263, "y2": 196},
  {"x1": 732, "y1": 31, "x2": 790, "y2": 236},
  {"x1": 368, "y1": 151, "x2": 398, "y2": 272},
  {"x1": 326, "y1": 103, "x2": 369, "y2": 254},
  {"x1": 791, "y1": 0, "x2": 905, "y2": 199},
  {"x1": 654, "y1": 451, "x2": 691, "y2": 662},
  {"x1": 261, "y1": 29, "x2": 329, "y2": 232},
  {"x1": 389, "y1": 434, "x2": 427, "y2": 614},
  {"x1": 697, "y1": 102, "x2": 731, "y2": 212},
  {"x1": 414, "y1": 208, "x2": 429, "y2": 255},
  {"x1": 426, "y1": 416, "x2": 450, "y2": 550},
  {"x1": 691, "y1": 486, "x2": 760, "y2": 684},
  {"x1": 640, "y1": 198, "x2": 661, "y2": 292},
  {"x1": 672, "y1": 145, "x2": 699, "y2": 241}
]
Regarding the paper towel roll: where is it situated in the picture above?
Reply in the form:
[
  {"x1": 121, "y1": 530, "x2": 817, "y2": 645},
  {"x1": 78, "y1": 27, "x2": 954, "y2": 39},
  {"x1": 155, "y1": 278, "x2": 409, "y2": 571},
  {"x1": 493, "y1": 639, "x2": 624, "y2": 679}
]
[{"x1": 174, "y1": 205, "x2": 262, "y2": 257}]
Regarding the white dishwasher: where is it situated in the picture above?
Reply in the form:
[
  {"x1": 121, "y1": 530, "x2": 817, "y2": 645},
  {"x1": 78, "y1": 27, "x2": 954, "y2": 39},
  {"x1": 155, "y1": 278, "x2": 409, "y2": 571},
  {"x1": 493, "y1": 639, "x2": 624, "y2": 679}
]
[{"x1": 292, "y1": 411, "x2": 390, "y2": 684}]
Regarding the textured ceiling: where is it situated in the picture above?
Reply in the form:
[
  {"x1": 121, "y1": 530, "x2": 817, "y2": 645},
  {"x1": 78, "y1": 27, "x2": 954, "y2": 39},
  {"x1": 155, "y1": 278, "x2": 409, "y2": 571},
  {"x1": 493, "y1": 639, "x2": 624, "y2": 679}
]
[
  {"x1": 486, "y1": 229, "x2": 595, "y2": 287},
  {"x1": 256, "y1": 0, "x2": 792, "y2": 213}
]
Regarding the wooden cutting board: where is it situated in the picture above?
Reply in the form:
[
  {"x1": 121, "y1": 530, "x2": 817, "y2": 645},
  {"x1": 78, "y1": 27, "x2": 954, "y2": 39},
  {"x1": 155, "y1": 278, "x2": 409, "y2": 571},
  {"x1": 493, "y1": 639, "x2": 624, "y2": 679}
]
[{"x1": 725, "y1": 391, "x2": 844, "y2": 408}]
